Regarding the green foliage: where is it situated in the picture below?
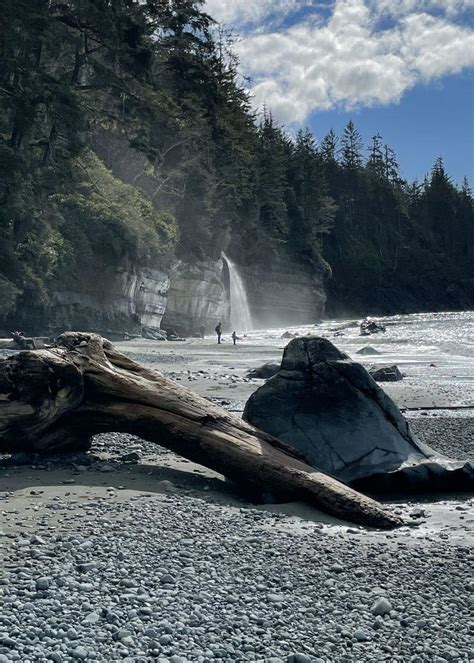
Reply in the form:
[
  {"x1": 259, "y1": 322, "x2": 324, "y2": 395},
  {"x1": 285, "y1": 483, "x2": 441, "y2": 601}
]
[
  {"x1": 0, "y1": 1, "x2": 472, "y2": 325},
  {"x1": 59, "y1": 152, "x2": 176, "y2": 269}
]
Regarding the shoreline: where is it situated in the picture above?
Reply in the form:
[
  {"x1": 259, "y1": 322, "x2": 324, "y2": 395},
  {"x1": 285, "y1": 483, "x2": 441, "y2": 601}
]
[{"x1": 1, "y1": 318, "x2": 473, "y2": 662}]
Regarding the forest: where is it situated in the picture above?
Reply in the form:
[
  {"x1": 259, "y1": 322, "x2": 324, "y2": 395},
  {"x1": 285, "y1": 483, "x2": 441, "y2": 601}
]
[{"x1": 1, "y1": 0, "x2": 473, "y2": 325}]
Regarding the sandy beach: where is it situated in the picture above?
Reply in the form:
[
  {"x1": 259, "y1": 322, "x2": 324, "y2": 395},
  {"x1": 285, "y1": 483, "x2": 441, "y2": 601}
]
[{"x1": 1, "y1": 315, "x2": 473, "y2": 662}]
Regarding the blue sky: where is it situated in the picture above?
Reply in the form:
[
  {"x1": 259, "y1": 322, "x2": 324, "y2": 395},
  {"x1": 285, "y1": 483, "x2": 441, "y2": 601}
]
[{"x1": 205, "y1": 0, "x2": 474, "y2": 185}]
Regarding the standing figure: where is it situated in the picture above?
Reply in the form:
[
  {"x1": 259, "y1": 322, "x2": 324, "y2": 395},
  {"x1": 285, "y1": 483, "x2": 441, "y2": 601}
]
[
  {"x1": 199, "y1": 324, "x2": 205, "y2": 339},
  {"x1": 215, "y1": 322, "x2": 222, "y2": 344},
  {"x1": 231, "y1": 331, "x2": 240, "y2": 346}
]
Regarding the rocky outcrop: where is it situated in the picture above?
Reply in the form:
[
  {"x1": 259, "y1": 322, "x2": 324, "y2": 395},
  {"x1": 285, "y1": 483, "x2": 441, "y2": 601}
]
[
  {"x1": 162, "y1": 259, "x2": 229, "y2": 336},
  {"x1": 45, "y1": 263, "x2": 169, "y2": 339},
  {"x1": 243, "y1": 257, "x2": 326, "y2": 328},
  {"x1": 243, "y1": 337, "x2": 473, "y2": 492}
]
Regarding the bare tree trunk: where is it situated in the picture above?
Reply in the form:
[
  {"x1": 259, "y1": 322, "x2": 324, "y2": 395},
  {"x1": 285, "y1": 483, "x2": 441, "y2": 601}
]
[{"x1": 0, "y1": 332, "x2": 402, "y2": 529}]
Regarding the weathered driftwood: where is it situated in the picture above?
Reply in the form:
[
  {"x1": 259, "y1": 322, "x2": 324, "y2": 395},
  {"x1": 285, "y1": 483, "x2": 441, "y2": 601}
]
[
  {"x1": 0, "y1": 332, "x2": 402, "y2": 529},
  {"x1": 0, "y1": 337, "x2": 50, "y2": 350}
]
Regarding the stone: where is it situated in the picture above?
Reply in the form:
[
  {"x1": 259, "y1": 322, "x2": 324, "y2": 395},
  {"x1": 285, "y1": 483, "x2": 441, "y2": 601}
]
[
  {"x1": 159, "y1": 574, "x2": 176, "y2": 585},
  {"x1": 371, "y1": 597, "x2": 393, "y2": 616},
  {"x1": 246, "y1": 362, "x2": 281, "y2": 380},
  {"x1": 286, "y1": 655, "x2": 312, "y2": 663},
  {"x1": 72, "y1": 646, "x2": 89, "y2": 660},
  {"x1": 369, "y1": 364, "x2": 403, "y2": 382},
  {"x1": 36, "y1": 577, "x2": 51, "y2": 590},
  {"x1": 120, "y1": 452, "x2": 141, "y2": 462},
  {"x1": 356, "y1": 346, "x2": 381, "y2": 355},
  {"x1": 243, "y1": 336, "x2": 474, "y2": 492},
  {"x1": 354, "y1": 628, "x2": 369, "y2": 641},
  {"x1": 99, "y1": 464, "x2": 116, "y2": 473}
]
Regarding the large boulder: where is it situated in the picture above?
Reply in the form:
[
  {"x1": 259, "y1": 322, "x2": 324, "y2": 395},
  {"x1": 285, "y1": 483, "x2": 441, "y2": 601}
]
[{"x1": 243, "y1": 337, "x2": 473, "y2": 492}]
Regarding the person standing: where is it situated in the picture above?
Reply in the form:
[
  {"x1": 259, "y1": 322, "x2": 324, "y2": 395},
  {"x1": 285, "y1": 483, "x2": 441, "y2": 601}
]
[
  {"x1": 215, "y1": 322, "x2": 222, "y2": 344},
  {"x1": 231, "y1": 331, "x2": 239, "y2": 346}
]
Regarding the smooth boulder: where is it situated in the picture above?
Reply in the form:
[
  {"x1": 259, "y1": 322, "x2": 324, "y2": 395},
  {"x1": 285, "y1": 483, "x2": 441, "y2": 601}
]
[
  {"x1": 247, "y1": 362, "x2": 281, "y2": 380},
  {"x1": 243, "y1": 337, "x2": 473, "y2": 492},
  {"x1": 369, "y1": 364, "x2": 403, "y2": 382},
  {"x1": 356, "y1": 346, "x2": 380, "y2": 355}
]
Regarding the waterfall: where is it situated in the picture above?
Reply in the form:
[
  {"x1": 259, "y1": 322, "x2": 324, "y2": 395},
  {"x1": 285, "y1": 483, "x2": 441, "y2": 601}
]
[{"x1": 222, "y1": 253, "x2": 253, "y2": 332}]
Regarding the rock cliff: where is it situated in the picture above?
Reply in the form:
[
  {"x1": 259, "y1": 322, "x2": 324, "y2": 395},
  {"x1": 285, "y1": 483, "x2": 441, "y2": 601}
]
[
  {"x1": 162, "y1": 259, "x2": 230, "y2": 336},
  {"x1": 13, "y1": 263, "x2": 169, "y2": 339},
  {"x1": 243, "y1": 258, "x2": 326, "y2": 328}
]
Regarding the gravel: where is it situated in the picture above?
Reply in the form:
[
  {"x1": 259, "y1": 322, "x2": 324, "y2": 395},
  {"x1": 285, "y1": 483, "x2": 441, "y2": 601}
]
[
  {"x1": 408, "y1": 416, "x2": 473, "y2": 459},
  {"x1": 1, "y1": 344, "x2": 473, "y2": 662},
  {"x1": 0, "y1": 478, "x2": 473, "y2": 663}
]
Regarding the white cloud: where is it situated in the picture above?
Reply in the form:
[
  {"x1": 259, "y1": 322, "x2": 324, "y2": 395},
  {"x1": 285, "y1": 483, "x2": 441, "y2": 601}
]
[
  {"x1": 206, "y1": 0, "x2": 474, "y2": 125},
  {"x1": 204, "y1": 0, "x2": 306, "y2": 28}
]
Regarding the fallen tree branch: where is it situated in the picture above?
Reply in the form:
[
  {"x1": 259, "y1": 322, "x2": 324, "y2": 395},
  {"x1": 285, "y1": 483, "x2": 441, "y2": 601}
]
[{"x1": 0, "y1": 332, "x2": 402, "y2": 529}]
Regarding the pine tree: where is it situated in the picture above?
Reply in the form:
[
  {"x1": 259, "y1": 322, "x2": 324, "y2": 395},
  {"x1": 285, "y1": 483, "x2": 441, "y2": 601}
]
[
  {"x1": 320, "y1": 129, "x2": 338, "y2": 163},
  {"x1": 367, "y1": 134, "x2": 385, "y2": 178},
  {"x1": 255, "y1": 110, "x2": 290, "y2": 250},
  {"x1": 340, "y1": 120, "x2": 363, "y2": 171}
]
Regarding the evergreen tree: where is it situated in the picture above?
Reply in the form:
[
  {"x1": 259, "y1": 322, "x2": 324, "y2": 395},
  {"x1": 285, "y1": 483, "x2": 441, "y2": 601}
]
[
  {"x1": 340, "y1": 120, "x2": 363, "y2": 171},
  {"x1": 255, "y1": 110, "x2": 290, "y2": 250},
  {"x1": 367, "y1": 134, "x2": 385, "y2": 178}
]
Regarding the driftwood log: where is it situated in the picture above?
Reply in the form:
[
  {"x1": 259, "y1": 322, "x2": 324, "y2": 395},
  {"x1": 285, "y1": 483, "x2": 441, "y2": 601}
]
[{"x1": 0, "y1": 332, "x2": 402, "y2": 529}]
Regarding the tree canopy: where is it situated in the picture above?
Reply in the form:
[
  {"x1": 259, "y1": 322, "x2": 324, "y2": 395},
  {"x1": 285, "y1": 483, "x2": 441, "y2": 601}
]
[{"x1": 1, "y1": 0, "x2": 472, "y2": 322}]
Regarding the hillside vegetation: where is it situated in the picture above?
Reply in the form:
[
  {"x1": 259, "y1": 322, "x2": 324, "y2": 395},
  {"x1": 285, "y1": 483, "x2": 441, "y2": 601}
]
[{"x1": 1, "y1": 0, "x2": 473, "y2": 324}]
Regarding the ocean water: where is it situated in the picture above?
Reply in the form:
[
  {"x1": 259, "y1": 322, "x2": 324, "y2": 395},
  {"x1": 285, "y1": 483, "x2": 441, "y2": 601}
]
[{"x1": 241, "y1": 310, "x2": 474, "y2": 407}]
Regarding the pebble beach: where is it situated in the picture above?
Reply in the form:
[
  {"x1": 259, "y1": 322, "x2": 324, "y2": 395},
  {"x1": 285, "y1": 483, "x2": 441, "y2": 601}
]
[{"x1": 1, "y1": 312, "x2": 473, "y2": 662}]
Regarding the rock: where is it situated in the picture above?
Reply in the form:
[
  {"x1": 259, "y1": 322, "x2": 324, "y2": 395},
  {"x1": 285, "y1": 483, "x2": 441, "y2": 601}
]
[
  {"x1": 159, "y1": 574, "x2": 176, "y2": 585},
  {"x1": 356, "y1": 346, "x2": 380, "y2": 355},
  {"x1": 243, "y1": 336, "x2": 474, "y2": 492},
  {"x1": 36, "y1": 577, "x2": 51, "y2": 590},
  {"x1": 287, "y1": 654, "x2": 312, "y2": 663},
  {"x1": 267, "y1": 593, "x2": 285, "y2": 603},
  {"x1": 246, "y1": 362, "x2": 281, "y2": 380},
  {"x1": 162, "y1": 259, "x2": 229, "y2": 337},
  {"x1": 99, "y1": 464, "x2": 116, "y2": 473},
  {"x1": 369, "y1": 365, "x2": 403, "y2": 382},
  {"x1": 10, "y1": 452, "x2": 35, "y2": 466},
  {"x1": 142, "y1": 326, "x2": 167, "y2": 341},
  {"x1": 354, "y1": 628, "x2": 369, "y2": 641},
  {"x1": 281, "y1": 331, "x2": 297, "y2": 339},
  {"x1": 72, "y1": 646, "x2": 89, "y2": 659},
  {"x1": 120, "y1": 452, "x2": 141, "y2": 462},
  {"x1": 371, "y1": 597, "x2": 393, "y2": 616}
]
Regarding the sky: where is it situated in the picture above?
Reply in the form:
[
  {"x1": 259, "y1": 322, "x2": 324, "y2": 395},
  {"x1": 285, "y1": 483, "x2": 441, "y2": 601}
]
[{"x1": 204, "y1": 0, "x2": 474, "y2": 185}]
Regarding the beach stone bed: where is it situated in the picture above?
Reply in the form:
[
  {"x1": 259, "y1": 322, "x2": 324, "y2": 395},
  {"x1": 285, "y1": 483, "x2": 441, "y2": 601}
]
[
  {"x1": 1, "y1": 481, "x2": 473, "y2": 663},
  {"x1": 0, "y1": 356, "x2": 472, "y2": 662}
]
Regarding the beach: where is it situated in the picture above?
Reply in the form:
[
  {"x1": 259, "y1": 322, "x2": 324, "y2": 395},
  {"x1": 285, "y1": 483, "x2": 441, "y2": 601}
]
[{"x1": 0, "y1": 311, "x2": 473, "y2": 662}]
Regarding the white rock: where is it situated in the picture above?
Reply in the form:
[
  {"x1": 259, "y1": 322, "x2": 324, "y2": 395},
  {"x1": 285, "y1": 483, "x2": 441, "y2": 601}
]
[{"x1": 371, "y1": 596, "x2": 393, "y2": 616}]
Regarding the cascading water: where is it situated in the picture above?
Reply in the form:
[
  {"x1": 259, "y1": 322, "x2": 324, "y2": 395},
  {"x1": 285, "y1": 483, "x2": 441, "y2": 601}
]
[{"x1": 222, "y1": 252, "x2": 253, "y2": 332}]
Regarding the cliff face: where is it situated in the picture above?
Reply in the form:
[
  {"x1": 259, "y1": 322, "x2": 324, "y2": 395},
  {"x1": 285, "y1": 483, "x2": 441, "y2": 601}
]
[
  {"x1": 9, "y1": 263, "x2": 169, "y2": 339},
  {"x1": 162, "y1": 260, "x2": 230, "y2": 336},
  {"x1": 52, "y1": 264, "x2": 169, "y2": 339},
  {"x1": 6, "y1": 254, "x2": 327, "y2": 337},
  {"x1": 243, "y1": 259, "x2": 326, "y2": 329}
]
